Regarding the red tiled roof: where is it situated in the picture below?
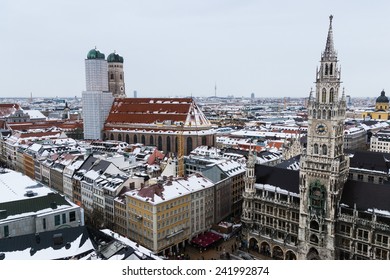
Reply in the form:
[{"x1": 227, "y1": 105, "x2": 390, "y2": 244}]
[
  {"x1": 105, "y1": 98, "x2": 192, "y2": 125},
  {"x1": 138, "y1": 184, "x2": 165, "y2": 202},
  {"x1": 7, "y1": 120, "x2": 83, "y2": 131},
  {"x1": 267, "y1": 141, "x2": 283, "y2": 150},
  {"x1": 19, "y1": 131, "x2": 63, "y2": 138},
  {"x1": 282, "y1": 129, "x2": 299, "y2": 134},
  {"x1": 0, "y1": 103, "x2": 21, "y2": 118}
]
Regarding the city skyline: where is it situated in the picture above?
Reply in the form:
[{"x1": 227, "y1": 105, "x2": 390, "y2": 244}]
[{"x1": 2, "y1": 0, "x2": 390, "y2": 99}]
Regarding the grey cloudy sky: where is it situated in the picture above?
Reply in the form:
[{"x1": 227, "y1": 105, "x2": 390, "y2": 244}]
[{"x1": 1, "y1": 0, "x2": 390, "y2": 99}]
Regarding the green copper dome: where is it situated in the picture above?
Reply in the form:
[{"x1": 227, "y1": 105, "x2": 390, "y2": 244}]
[
  {"x1": 87, "y1": 48, "x2": 105, "y2": 59},
  {"x1": 107, "y1": 52, "x2": 124, "y2": 63},
  {"x1": 376, "y1": 90, "x2": 389, "y2": 103}
]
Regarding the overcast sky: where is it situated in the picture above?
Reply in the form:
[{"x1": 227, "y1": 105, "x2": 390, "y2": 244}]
[{"x1": 1, "y1": 0, "x2": 390, "y2": 99}]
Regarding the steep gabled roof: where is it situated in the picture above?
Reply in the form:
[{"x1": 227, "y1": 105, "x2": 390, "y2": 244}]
[
  {"x1": 346, "y1": 150, "x2": 390, "y2": 174},
  {"x1": 255, "y1": 164, "x2": 299, "y2": 194},
  {"x1": 76, "y1": 155, "x2": 111, "y2": 174},
  {"x1": 341, "y1": 180, "x2": 390, "y2": 214},
  {"x1": 104, "y1": 98, "x2": 211, "y2": 130}
]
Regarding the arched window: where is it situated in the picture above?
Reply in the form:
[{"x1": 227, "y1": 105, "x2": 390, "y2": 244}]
[
  {"x1": 310, "y1": 234, "x2": 319, "y2": 245},
  {"x1": 322, "y1": 88, "x2": 327, "y2": 103},
  {"x1": 167, "y1": 136, "x2": 171, "y2": 152},
  {"x1": 186, "y1": 137, "x2": 193, "y2": 155},
  {"x1": 125, "y1": 134, "x2": 129, "y2": 143},
  {"x1": 118, "y1": 134, "x2": 122, "y2": 141},
  {"x1": 323, "y1": 109, "x2": 326, "y2": 120},
  {"x1": 141, "y1": 135, "x2": 145, "y2": 145},
  {"x1": 103, "y1": 133, "x2": 107, "y2": 140},
  {"x1": 150, "y1": 135, "x2": 154, "y2": 146},
  {"x1": 328, "y1": 110, "x2": 331, "y2": 119},
  {"x1": 310, "y1": 220, "x2": 319, "y2": 231},
  {"x1": 314, "y1": 144, "x2": 319, "y2": 154},
  {"x1": 120, "y1": 74, "x2": 122, "y2": 80},
  {"x1": 110, "y1": 133, "x2": 114, "y2": 140},
  {"x1": 158, "y1": 136, "x2": 163, "y2": 151},
  {"x1": 329, "y1": 88, "x2": 334, "y2": 103},
  {"x1": 309, "y1": 180, "x2": 326, "y2": 213},
  {"x1": 322, "y1": 145, "x2": 327, "y2": 155},
  {"x1": 317, "y1": 110, "x2": 321, "y2": 119},
  {"x1": 134, "y1": 134, "x2": 138, "y2": 144},
  {"x1": 313, "y1": 109, "x2": 317, "y2": 119},
  {"x1": 110, "y1": 74, "x2": 114, "y2": 80},
  {"x1": 325, "y1": 64, "x2": 329, "y2": 75},
  {"x1": 329, "y1": 63, "x2": 333, "y2": 75}
]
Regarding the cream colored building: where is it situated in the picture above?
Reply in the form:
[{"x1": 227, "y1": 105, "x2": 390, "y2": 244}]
[
  {"x1": 126, "y1": 174, "x2": 214, "y2": 255},
  {"x1": 370, "y1": 129, "x2": 390, "y2": 153}
]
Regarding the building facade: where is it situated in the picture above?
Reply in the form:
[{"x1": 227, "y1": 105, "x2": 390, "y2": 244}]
[
  {"x1": 370, "y1": 129, "x2": 390, "y2": 153},
  {"x1": 241, "y1": 16, "x2": 390, "y2": 260},
  {"x1": 361, "y1": 90, "x2": 390, "y2": 121}
]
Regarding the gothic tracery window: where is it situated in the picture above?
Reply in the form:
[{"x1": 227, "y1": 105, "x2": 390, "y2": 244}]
[
  {"x1": 329, "y1": 88, "x2": 334, "y2": 103},
  {"x1": 314, "y1": 144, "x2": 319, "y2": 154},
  {"x1": 322, "y1": 88, "x2": 327, "y2": 103},
  {"x1": 322, "y1": 145, "x2": 327, "y2": 155}
]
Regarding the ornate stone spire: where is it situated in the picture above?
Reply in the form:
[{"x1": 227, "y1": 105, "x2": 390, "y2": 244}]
[{"x1": 323, "y1": 15, "x2": 337, "y2": 60}]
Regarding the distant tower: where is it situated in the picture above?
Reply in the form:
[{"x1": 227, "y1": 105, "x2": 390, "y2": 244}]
[
  {"x1": 346, "y1": 95, "x2": 352, "y2": 107},
  {"x1": 134, "y1": 90, "x2": 137, "y2": 98},
  {"x1": 107, "y1": 51, "x2": 126, "y2": 98},
  {"x1": 214, "y1": 83, "x2": 217, "y2": 97},
  {"x1": 62, "y1": 102, "x2": 70, "y2": 120},
  {"x1": 251, "y1": 92, "x2": 255, "y2": 100},
  {"x1": 82, "y1": 48, "x2": 114, "y2": 140}
]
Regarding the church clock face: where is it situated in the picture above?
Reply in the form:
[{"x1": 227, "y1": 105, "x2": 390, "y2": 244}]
[{"x1": 316, "y1": 123, "x2": 328, "y2": 135}]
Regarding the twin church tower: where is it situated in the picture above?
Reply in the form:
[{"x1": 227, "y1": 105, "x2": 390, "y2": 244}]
[{"x1": 85, "y1": 48, "x2": 126, "y2": 98}]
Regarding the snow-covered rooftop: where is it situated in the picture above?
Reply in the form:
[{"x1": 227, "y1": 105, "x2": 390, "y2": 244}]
[{"x1": 0, "y1": 169, "x2": 53, "y2": 203}]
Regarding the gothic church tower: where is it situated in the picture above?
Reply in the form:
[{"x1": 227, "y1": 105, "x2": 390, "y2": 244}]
[
  {"x1": 107, "y1": 52, "x2": 126, "y2": 98},
  {"x1": 297, "y1": 15, "x2": 349, "y2": 259},
  {"x1": 241, "y1": 149, "x2": 257, "y2": 235}
]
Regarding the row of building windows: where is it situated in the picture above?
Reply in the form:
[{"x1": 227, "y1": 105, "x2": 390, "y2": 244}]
[
  {"x1": 339, "y1": 224, "x2": 389, "y2": 246},
  {"x1": 54, "y1": 211, "x2": 76, "y2": 227}
]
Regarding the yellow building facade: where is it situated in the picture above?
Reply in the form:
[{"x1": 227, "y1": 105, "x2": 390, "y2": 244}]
[
  {"x1": 362, "y1": 90, "x2": 390, "y2": 120},
  {"x1": 126, "y1": 182, "x2": 191, "y2": 255}
]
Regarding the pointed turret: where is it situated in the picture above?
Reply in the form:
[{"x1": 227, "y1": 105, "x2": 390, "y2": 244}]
[{"x1": 322, "y1": 15, "x2": 337, "y2": 60}]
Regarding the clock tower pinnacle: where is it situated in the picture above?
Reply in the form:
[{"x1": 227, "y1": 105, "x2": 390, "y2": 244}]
[{"x1": 297, "y1": 15, "x2": 349, "y2": 260}]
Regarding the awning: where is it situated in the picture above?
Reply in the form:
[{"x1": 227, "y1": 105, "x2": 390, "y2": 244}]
[{"x1": 191, "y1": 232, "x2": 222, "y2": 248}]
